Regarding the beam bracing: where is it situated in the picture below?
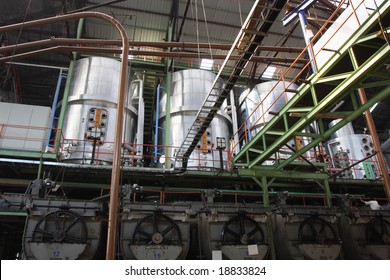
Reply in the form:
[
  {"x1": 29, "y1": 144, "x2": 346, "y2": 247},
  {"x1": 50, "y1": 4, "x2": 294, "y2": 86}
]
[{"x1": 233, "y1": 0, "x2": 390, "y2": 178}]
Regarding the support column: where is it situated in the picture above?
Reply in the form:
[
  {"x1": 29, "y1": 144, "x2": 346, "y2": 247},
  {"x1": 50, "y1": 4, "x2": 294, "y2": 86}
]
[
  {"x1": 349, "y1": 49, "x2": 390, "y2": 201},
  {"x1": 164, "y1": 22, "x2": 173, "y2": 168}
]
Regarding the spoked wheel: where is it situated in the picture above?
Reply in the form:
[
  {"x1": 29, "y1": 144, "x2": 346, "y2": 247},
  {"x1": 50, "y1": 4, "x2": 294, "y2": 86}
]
[
  {"x1": 298, "y1": 216, "x2": 340, "y2": 244},
  {"x1": 221, "y1": 211, "x2": 265, "y2": 245},
  {"x1": 32, "y1": 210, "x2": 88, "y2": 244},
  {"x1": 132, "y1": 212, "x2": 182, "y2": 245},
  {"x1": 366, "y1": 217, "x2": 390, "y2": 244}
]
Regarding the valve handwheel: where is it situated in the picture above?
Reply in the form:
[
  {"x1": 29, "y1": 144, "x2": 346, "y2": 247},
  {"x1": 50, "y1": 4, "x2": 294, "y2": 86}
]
[
  {"x1": 132, "y1": 212, "x2": 182, "y2": 245},
  {"x1": 221, "y1": 211, "x2": 265, "y2": 245},
  {"x1": 298, "y1": 216, "x2": 340, "y2": 244},
  {"x1": 32, "y1": 210, "x2": 88, "y2": 244}
]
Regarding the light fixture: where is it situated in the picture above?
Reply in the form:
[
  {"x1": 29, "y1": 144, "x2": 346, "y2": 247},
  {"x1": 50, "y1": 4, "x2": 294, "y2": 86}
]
[{"x1": 369, "y1": 102, "x2": 379, "y2": 113}]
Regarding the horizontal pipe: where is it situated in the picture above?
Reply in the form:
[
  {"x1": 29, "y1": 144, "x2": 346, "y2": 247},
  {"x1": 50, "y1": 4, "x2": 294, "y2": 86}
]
[
  {"x1": 0, "y1": 38, "x2": 304, "y2": 53},
  {"x1": 0, "y1": 45, "x2": 308, "y2": 64}
]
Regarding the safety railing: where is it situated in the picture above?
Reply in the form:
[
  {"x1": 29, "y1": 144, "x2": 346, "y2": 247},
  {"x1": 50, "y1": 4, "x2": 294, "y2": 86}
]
[{"x1": 59, "y1": 137, "x2": 231, "y2": 171}]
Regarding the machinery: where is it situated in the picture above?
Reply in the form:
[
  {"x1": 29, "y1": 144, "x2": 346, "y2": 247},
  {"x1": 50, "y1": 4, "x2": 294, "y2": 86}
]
[
  {"x1": 338, "y1": 196, "x2": 390, "y2": 259},
  {"x1": 22, "y1": 197, "x2": 106, "y2": 260},
  {"x1": 119, "y1": 184, "x2": 190, "y2": 260},
  {"x1": 274, "y1": 205, "x2": 342, "y2": 260},
  {"x1": 60, "y1": 56, "x2": 139, "y2": 165},
  {"x1": 325, "y1": 120, "x2": 378, "y2": 179}
]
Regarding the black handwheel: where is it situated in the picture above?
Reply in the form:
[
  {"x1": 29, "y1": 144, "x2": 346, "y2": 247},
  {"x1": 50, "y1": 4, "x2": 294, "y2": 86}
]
[
  {"x1": 32, "y1": 210, "x2": 88, "y2": 244},
  {"x1": 221, "y1": 211, "x2": 265, "y2": 245},
  {"x1": 132, "y1": 212, "x2": 182, "y2": 245},
  {"x1": 365, "y1": 217, "x2": 390, "y2": 244},
  {"x1": 298, "y1": 216, "x2": 340, "y2": 244}
]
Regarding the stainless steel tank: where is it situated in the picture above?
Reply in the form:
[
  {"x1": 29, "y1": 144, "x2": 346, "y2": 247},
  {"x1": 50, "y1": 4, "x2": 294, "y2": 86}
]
[
  {"x1": 326, "y1": 119, "x2": 378, "y2": 179},
  {"x1": 159, "y1": 69, "x2": 232, "y2": 170},
  {"x1": 60, "y1": 57, "x2": 137, "y2": 164},
  {"x1": 238, "y1": 80, "x2": 298, "y2": 138}
]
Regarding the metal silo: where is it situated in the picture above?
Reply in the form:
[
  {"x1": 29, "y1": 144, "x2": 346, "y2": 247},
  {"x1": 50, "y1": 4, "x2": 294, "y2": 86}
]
[
  {"x1": 158, "y1": 69, "x2": 232, "y2": 170},
  {"x1": 60, "y1": 57, "x2": 137, "y2": 164}
]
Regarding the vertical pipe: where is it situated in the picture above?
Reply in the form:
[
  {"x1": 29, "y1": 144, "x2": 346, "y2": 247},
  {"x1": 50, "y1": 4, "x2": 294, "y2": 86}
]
[
  {"x1": 56, "y1": 61, "x2": 75, "y2": 153},
  {"x1": 349, "y1": 49, "x2": 390, "y2": 201},
  {"x1": 154, "y1": 84, "x2": 161, "y2": 164},
  {"x1": 229, "y1": 90, "x2": 240, "y2": 155},
  {"x1": 0, "y1": 11, "x2": 129, "y2": 260},
  {"x1": 135, "y1": 79, "x2": 144, "y2": 157},
  {"x1": 164, "y1": 24, "x2": 173, "y2": 168},
  {"x1": 298, "y1": 11, "x2": 317, "y2": 73},
  {"x1": 46, "y1": 69, "x2": 66, "y2": 150}
]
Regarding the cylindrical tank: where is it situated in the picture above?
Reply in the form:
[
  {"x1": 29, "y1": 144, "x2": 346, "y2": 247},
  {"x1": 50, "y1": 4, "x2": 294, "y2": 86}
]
[
  {"x1": 159, "y1": 69, "x2": 232, "y2": 170},
  {"x1": 238, "y1": 80, "x2": 298, "y2": 138},
  {"x1": 60, "y1": 57, "x2": 137, "y2": 164},
  {"x1": 326, "y1": 119, "x2": 378, "y2": 179}
]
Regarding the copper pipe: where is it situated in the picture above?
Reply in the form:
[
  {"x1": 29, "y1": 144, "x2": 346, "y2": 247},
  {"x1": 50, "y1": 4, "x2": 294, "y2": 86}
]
[
  {"x1": 357, "y1": 88, "x2": 390, "y2": 201},
  {"x1": 0, "y1": 11, "x2": 129, "y2": 260},
  {"x1": 0, "y1": 45, "x2": 307, "y2": 65},
  {"x1": 0, "y1": 37, "x2": 304, "y2": 53}
]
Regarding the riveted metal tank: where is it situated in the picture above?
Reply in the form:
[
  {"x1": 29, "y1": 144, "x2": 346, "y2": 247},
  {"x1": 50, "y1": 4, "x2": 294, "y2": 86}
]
[
  {"x1": 238, "y1": 80, "x2": 298, "y2": 138},
  {"x1": 22, "y1": 199, "x2": 106, "y2": 260},
  {"x1": 60, "y1": 57, "x2": 137, "y2": 164},
  {"x1": 326, "y1": 119, "x2": 378, "y2": 179},
  {"x1": 158, "y1": 69, "x2": 232, "y2": 170}
]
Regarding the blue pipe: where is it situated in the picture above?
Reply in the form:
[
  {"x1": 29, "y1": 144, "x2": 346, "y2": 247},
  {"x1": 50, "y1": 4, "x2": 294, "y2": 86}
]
[
  {"x1": 46, "y1": 69, "x2": 67, "y2": 148},
  {"x1": 154, "y1": 84, "x2": 163, "y2": 164}
]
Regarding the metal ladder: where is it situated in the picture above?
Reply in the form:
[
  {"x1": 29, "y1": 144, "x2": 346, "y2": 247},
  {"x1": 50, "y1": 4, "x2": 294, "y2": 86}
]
[{"x1": 174, "y1": 0, "x2": 285, "y2": 169}]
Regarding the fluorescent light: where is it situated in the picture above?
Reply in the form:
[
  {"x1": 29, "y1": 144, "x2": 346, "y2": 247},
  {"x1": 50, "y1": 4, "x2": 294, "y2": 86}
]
[
  {"x1": 200, "y1": 59, "x2": 213, "y2": 70},
  {"x1": 369, "y1": 102, "x2": 379, "y2": 112}
]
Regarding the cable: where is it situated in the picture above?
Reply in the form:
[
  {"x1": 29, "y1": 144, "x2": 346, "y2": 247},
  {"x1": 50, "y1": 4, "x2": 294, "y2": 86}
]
[
  {"x1": 3, "y1": 0, "x2": 32, "y2": 88},
  {"x1": 201, "y1": 0, "x2": 213, "y2": 62}
]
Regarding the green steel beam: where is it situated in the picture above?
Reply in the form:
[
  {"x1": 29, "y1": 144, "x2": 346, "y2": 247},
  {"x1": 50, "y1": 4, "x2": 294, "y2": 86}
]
[
  {"x1": 0, "y1": 150, "x2": 57, "y2": 159},
  {"x1": 233, "y1": 16, "x2": 390, "y2": 170}
]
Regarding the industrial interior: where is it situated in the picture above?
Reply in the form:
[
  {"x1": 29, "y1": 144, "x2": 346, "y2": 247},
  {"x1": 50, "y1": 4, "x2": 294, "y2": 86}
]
[{"x1": 0, "y1": 0, "x2": 389, "y2": 260}]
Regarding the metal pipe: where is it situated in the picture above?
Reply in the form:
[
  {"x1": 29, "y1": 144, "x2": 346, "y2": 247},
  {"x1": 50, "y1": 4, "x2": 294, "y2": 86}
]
[
  {"x1": 154, "y1": 84, "x2": 162, "y2": 164},
  {"x1": 0, "y1": 38, "x2": 304, "y2": 53},
  {"x1": 0, "y1": 11, "x2": 129, "y2": 260},
  {"x1": 0, "y1": 45, "x2": 308, "y2": 64},
  {"x1": 46, "y1": 70, "x2": 67, "y2": 150}
]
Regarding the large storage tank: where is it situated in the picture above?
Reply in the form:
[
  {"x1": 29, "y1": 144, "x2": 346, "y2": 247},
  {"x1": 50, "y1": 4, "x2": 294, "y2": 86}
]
[
  {"x1": 60, "y1": 57, "x2": 137, "y2": 164},
  {"x1": 159, "y1": 69, "x2": 232, "y2": 170},
  {"x1": 325, "y1": 119, "x2": 378, "y2": 179},
  {"x1": 238, "y1": 81, "x2": 298, "y2": 139}
]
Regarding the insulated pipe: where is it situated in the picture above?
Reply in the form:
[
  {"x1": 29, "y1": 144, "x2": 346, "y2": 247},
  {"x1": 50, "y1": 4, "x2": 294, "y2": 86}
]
[{"x1": 0, "y1": 12, "x2": 129, "y2": 260}]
